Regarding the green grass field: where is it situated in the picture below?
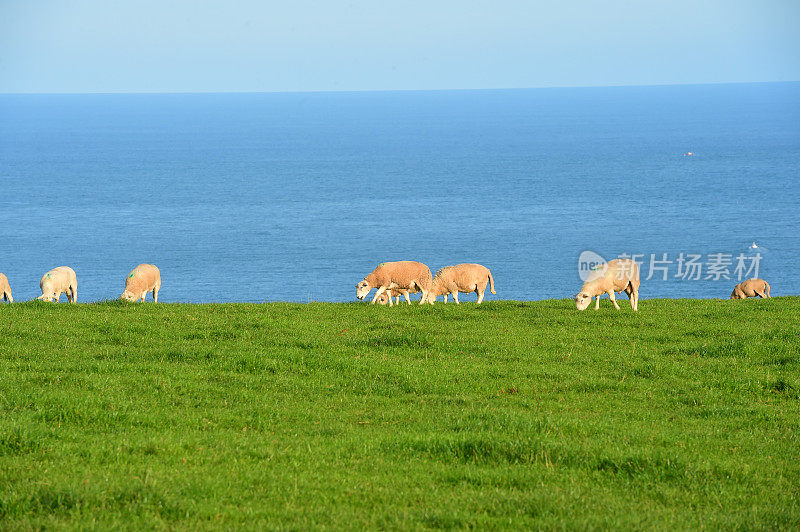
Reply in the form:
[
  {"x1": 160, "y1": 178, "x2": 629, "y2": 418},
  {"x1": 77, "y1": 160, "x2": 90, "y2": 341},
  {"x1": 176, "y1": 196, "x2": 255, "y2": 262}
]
[{"x1": 1, "y1": 298, "x2": 798, "y2": 529}]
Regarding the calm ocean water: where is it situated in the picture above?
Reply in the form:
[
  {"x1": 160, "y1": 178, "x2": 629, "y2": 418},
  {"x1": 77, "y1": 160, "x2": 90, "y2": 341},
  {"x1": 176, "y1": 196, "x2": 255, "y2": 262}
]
[{"x1": 1, "y1": 83, "x2": 798, "y2": 303}]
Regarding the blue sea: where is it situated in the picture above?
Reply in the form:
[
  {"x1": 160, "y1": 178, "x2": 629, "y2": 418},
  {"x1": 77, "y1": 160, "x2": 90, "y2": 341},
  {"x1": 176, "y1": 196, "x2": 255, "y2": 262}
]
[{"x1": 1, "y1": 82, "x2": 798, "y2": 303}]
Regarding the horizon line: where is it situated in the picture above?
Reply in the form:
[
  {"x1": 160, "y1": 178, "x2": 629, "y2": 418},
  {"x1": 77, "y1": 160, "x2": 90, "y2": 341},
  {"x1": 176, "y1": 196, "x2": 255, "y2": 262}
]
[{"x1": 1, "y1": 79, "x2": 798, "y2": 97}]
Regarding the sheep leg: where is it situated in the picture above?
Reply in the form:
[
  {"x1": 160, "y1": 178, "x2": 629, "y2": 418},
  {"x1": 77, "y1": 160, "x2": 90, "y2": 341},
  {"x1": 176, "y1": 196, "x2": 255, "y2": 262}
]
[
  {"x1": 452, "y1": 291, "x2": 460, "y2": 304},
  {"x1": 402, "y1": 291, "x2": 411, "y2": 304},
  {"x1": 476, "y1": 289, "x2": 484, "y2": 304},
  {"x1": 754, "y1": 289, "x2": 767, "y2": 298},
  {"x1": 443, "y1": 294, "x2": 448, "y2": 303},
  {"x1": 594, "y1": 295, "x2": 601, "y2": 310},
  {"x1": 608, "y1": 290, "x2": 620, "y2": 310},
  {"x1": 416, "y1": 282, "x2": 429, "y2": 305},
  {"x1": 625, "y1": 285, "x2": 635, "y2": 311},
  {"x1": 153, "y1": 285, "x2": 159, "y2": 303},
  {"x1": 396, "y1": 288, "x2": 406, "y2": 304}
]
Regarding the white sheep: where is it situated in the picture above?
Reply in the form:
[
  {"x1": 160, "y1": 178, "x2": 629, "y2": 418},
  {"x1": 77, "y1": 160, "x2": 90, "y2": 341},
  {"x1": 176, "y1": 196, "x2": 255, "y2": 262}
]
[
  {"x1": 36, "y1": 266, "x2": 78, "y2": 303},
  {"x1": 121, "y1": 263, "x2": 162, "y2": 302},
  {"x1": 574, "y1": 259, "x2": 639, "y2": 311},
  {"x1": 730, "y1": 278, "x2": 771, "y2": 299},
  {"x1": 426, "y1": 263, "x2": 496, "y2": 304},
  {"x1": 0, "y1": 273, "x2": 12, "y2": 303},
  {"x1": 356, "y1": 261, "x2": 433, "y2": 306}
]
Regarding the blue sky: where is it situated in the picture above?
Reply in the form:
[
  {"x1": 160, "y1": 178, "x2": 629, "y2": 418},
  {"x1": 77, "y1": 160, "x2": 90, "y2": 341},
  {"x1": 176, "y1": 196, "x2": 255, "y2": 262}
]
[{"x1": 1, "y1": 0, "x2": 798, "y2": 93}]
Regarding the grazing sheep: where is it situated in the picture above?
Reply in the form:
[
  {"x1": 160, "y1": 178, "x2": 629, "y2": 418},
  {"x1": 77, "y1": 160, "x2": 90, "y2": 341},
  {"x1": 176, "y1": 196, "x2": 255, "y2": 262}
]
[
  {"x1": 376, "y1": 287, "x2": 421, "y2": 305},
  {"x1": 426, "y1": 263, "x2": 496, "y2": 304},
  {"x1": 574, "y1": 258, "x2": 639, "y2": 311},
  {"x1": 121, "y1": 263, "x2": 162, "y2": 302},
  {"x1": 36, "y1": 266, "x2": 78, "y2": 303},
  {"x1": 0, "y1": 273, "x2": 12, "y2": 303},
  {"x1": 356, "y1": 261, "x2": 433, "y2": 306},
  {"x1": 730, "y1": 278, "x2": 771, "y2": 299}
]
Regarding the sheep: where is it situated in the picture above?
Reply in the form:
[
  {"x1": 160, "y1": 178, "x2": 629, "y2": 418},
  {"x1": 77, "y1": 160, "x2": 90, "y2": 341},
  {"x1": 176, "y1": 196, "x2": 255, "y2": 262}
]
[
  {"x1": 574, "y1": 258, "x2": 639, "y2": 311},
  {"x1": 356, "y1": 261, "x2": 433, "y2": 306},
  {"x1": 0, "y1": 273, "x2": 12, "y2": 303},
  {"x1": 36, "y1": 266, "x2": 78, "y2": 303},
  {"x1": 376, "y1": 287, "x2": 421, "y2": 305},
  {"x1": 730, "y1": 278, "x2": 771, "y2": 299},
  {"x1": 121, "y1": 263, "x2": 162, "y2": 302},
  {"x1": 426, "y1": 263, "x2": 496, "y2": 304}
]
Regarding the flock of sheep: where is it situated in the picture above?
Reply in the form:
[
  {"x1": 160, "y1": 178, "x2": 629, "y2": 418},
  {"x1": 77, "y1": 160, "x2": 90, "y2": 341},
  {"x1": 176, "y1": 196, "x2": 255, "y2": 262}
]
[
  {"x1": 0, "y1": 263, "x2": 161, "y2": 304},
  {"x1": 0, "y1": 259, "x2": 772, "y2": 308},
  {"x1": 354, "y1": 259, "x2": 773, "y2": 309},
  {"x1": 356, "y1": 261, "x2": 496, "y2": 306}
]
